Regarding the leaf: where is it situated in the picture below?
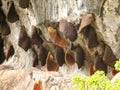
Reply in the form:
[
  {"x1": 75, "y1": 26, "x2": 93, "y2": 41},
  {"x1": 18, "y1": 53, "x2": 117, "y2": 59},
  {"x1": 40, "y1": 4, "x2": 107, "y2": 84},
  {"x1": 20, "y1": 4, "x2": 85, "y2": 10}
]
[{"x1": 115, "y1": 59, "x2": 120, "y2": 71}]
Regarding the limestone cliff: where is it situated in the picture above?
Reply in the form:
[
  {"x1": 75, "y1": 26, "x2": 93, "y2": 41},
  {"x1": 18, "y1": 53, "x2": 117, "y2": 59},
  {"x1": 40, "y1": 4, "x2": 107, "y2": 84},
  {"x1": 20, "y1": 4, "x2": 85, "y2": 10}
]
[{"x1": 0, "y1": 0, "x2": 120, "y2": 90}]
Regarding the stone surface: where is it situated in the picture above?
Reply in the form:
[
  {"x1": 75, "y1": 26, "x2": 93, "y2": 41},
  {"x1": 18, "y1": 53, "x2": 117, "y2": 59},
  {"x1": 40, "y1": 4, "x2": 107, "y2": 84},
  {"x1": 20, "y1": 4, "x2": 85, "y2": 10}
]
[
  {"x1": 0, "y1": 0, "x2": 120, "y2": 89},
  {"x1": 111, "y1": 72, "x2": 120, "y2": 82},
  {"x1": 0, "y1": 65, "x2": 80, "y2": 90}
]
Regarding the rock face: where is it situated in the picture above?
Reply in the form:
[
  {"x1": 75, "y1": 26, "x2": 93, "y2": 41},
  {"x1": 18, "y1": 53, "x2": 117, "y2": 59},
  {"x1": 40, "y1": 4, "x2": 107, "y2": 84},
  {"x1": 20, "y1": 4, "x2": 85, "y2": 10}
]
[
  {"x1": 0, "y1": 0, "x2": 120, "y2": 90},
  {"x1": 0, "y1": 65, "x2": 74, "y2": 90}
]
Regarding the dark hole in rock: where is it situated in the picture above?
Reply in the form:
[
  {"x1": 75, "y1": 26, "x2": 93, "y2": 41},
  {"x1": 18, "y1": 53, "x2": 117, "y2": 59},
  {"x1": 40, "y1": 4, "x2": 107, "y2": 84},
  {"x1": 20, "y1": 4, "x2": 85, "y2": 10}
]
[
  {"x1": 6, "y1": 42, "x2": 15, "y2": 60},
  {"x1": 94, "y1": 52, "x2": 107, "y2": 74},
  {"x1": 38, "y1": 45, "x2": 48, "y2": 66},
  {"x1": 80, "y1": 25, "x2": 90, "y2": 38},
  {"x1": 0, "y1": 36, "x2": 5, "y2": 64},
  {"x1": 59, "y1": 19, "x2": 77, "y2": 42},
  {"x1": 0, "y1": 35, "x2": 4, "y2": 50},
  {"x1": 30, "y1": 25, "x2": 43, "y2": 46},
  {"x1": 0, "y1": 51, "x2": 5, "y2": 64},
  {"x1": 0, "y1": 20, "x2": 11, "y2": 35},
  {"x1": 19, "y1": 0, "x2": 30, "y2": 9},
  {"x1": 33, "y1": 53, "x2": 39, "y2": 67},
  {"x1": 78, "y1": 13, "x2": 95, "y2": 33},
  {"x1": 0, "y1": 0, "x2": 2, "y2": 7},
  {"x1": 0, "y1": 8, "x2": 6, "y2": 21},
  {"x1": 103, "y1": 45, "x2": 117, "y2": 67},
  {"x1": 80, "y1": 25, "x2": 98, "y2": 48},
  {"x1": 7, "y1": 0, "x2": 19, "y2": 23},
  {"x1": 18, "y1": 26, "x2": 31, "y2": 51},
  {"x1": 55, "y1": 46, "x2": 65, "y2": 66},
  {"x1": 73, "y1": 44, "x2": 86, "y2": 69},
  {"x1": 32, "y1": 47, "x2": 39, "y2": 67},
  {"x1": 88, "y1": 25, "x2": 98, "y2": 49}
]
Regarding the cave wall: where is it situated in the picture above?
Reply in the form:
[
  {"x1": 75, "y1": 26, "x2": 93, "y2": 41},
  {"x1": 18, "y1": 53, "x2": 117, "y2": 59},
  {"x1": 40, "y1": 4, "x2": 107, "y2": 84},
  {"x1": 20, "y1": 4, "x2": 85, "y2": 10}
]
[
  {"x1": 1, "y1": 0, "x2": 119, "y2": 68},
  {"x1": 0, "y1": 0, "x2": 120, "y2": 90}
]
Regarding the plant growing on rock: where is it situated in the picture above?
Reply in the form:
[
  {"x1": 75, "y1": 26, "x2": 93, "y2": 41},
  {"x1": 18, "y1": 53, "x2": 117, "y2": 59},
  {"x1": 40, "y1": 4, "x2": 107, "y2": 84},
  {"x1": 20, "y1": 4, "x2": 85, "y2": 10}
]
[
  {"x1": 115, "y1": 59, "x2": 120, "y2": 71},
  {"x1": 71, "y1": 70, "x2": 120, "y2": 90}
]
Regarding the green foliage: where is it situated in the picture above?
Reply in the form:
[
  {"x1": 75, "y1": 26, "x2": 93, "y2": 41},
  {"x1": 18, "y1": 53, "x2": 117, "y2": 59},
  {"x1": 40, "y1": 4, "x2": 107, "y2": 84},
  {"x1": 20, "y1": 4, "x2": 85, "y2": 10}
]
[
  {"x1": 115, "y1": 59, "x2": 120, "y2": 71},
  {"x1": 72, "y1": 74, "x2": 87, "y2": 90},
  {"x1": 71, "y1": 71, "x2": 120, "y2": 90},
  {"x1": 87, "y1": 71, "x2": 107, "y2": 90}
]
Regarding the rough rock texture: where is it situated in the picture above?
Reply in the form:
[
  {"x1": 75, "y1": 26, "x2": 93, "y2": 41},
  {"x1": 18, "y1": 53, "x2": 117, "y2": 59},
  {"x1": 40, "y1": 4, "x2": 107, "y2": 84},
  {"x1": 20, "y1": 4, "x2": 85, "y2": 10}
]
[
  {"x1": 97, "y1": 0, "x2": 120, "y2": 58},
  {"x1": 0, "y1": 0, "x2": 120, "y2": 90},
  {"x1": 0, "y1": 65, "x2": 75, "y2": 90},
  {"x1": 111, "y1": 72, "x2": 120, "y2": 82}
]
